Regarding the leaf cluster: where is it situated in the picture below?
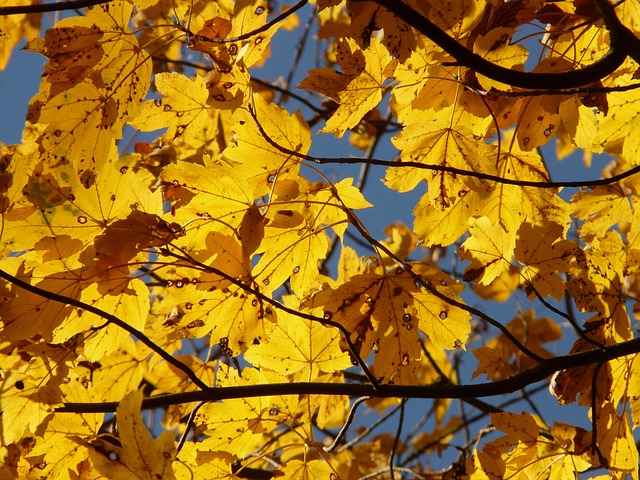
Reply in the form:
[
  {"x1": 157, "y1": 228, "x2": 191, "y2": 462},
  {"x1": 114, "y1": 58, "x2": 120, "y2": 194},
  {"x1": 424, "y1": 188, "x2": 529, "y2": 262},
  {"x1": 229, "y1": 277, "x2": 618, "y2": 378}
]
[{"x1": 1, "y1": 0, "x2": 640, "y2": 478}]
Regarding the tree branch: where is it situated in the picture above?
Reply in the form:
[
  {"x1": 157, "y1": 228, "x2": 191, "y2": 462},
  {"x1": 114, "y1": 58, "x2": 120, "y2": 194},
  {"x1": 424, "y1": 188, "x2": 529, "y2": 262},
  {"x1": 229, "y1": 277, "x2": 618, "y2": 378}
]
[
  {"x1": 0, "y1": 0, "x2": 111, "y2": 15},
  {"x1": 244, "y1": 113, "x2": 640, "y2": 188},
  {"x1": 0, "y1": 268, "x2": 213, "y2": 392},
  {"x1": 358, "y1": 0, "x2": 636, "y2": 89},
  {"x1": 56, "y1": 334, "x2": 640, "y2": 413}
]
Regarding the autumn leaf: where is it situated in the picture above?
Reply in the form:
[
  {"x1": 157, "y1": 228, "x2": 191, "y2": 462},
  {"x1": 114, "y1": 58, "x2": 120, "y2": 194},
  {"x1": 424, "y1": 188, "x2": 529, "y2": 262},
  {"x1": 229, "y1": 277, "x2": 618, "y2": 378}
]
[
  {"x1": 515, "y1": 221, "x2": 578, "y2": 300},
  {"x1": 459, "y1": 216, "x2": 515, "y2": 286},
  {"x1": 19, "y1": 379, "x2": 101, "y2": 479},
  {"x1": 347, "y1": 0, "x2": 420, "y2": 61},
  {"x1": 156, "y1": 233, "x2": 275, "y2": 356},
  {"x1": 472, "y1": 310, "x2": 562, "y2": 380},
  {"x1": 474, "y1": 27, "x2": 528, "y2": 91},
  {"x1": 515, "y1": 59, "x2": 574, "y2": 151},
  {"x1": 26, "y1": 0, "x2": 151, "y2": 174},
  {"x1": 596, "y1": 402, "x2": 639, "y2": 476},
  {"x1": 223, "y1": 95, "x2": 310, "y2": 197},
  {"x1": 131, "y1": 73, "x2": 212, "y2": 143},
  {"x1": 299, "y1": 37, "x2": 395, "y2": 137},
  {"x1": 571, "y1": 184, "x2": 632, "y2": 239},
  {"x1": 89, "y1": 389, "x2": 177, "y2": 479},
  {"x1": 0, "y1": 348, "x2": 65, "y2": 444},
  {"x1": 195, "y1": 366, "x2": 297, "y2": 458},
  {"x1": 244, "y1": 305, "x2": 352, "y2": 380},
  {"x1": 0, "y1": 1, "x2": 40, "y2": 70},
  {"x1": 478, "y1": 133, "x2": 569, "y2": 234},
  {"x1": 253, "y1": 177, "x2": 370, "y2": 295},
  {"x1": 413, "y1": 189, "x2": 479, "y2": 247},
  {"x1": 276, "y1": 459, "x2": 335, "y2": 479},
  {"x1": 305, "y1": 264, "x2": 469, "y2": 383},
  {"x1": 159, "y1": 161, "x2": 257, "y2": 250},
  {"x1": 385, "y1": 109, "x2": 497, "y2": 209},
  {"x1": 378, "y1": 222, "x2": 417, "y2": 266}
]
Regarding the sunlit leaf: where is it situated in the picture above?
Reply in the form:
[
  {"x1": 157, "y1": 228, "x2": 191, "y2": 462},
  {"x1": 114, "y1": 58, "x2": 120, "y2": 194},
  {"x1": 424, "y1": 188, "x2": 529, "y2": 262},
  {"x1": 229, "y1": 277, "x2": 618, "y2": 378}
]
[
  {"x1": 300, "y1": 37, "x2": 395, "y2": 137},
  {"x1": 89, "y1": 389, "x2": 177, "y2": 479},
  {"x1": 131, "y1": 72, "x2": 212, "y2": 143},
  {"x1": 459, "y1": 216, "x2": 515, "y2": 285}
]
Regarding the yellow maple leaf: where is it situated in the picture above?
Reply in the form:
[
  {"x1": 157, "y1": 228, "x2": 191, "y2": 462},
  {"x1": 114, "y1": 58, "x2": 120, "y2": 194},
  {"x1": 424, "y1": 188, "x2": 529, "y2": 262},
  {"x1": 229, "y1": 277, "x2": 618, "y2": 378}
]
[
  {"x1": 0, "y1": 258, "x2": 84, "y2": 343},
  {"x1": 172, "y1": 443, "x2": 235, "y2": 479},
  {"x1": 515, "y1": 222, "x2": 578, "y2": 300},
  {"x1": 131, "y1": 72, "x2": 212, "y2": 143},
  {"x1": 478, "y1": 133, "x2": 569, "y2": 232},
  {"x1": 567, "y1": 232, "x2": 632, "y2": 342},
  {"x1": 305, "y1": 264, "x2": 469, "y2": 383},
  {"x1": 223, "y1": 95, "x2": 310, "y2": 197},
  {"x1": 391, "y1": 35, "x2": 441, "y2": 120},
  {"x1": 276, "y1": 459, "x2": 335, "y2": 480},
  {"x1": 0, "y1": 342, "x2": 73, "y2": 444},
  {"x1": 608, "y1": 354, "x2": 639, "y2": 412},
  {"x1": 385, "y1": 110, "x2": 497, "y2": 209},
  {"x1": 156, "y1": 233, "x2": 275, "y2": 356},
  {"x1": 79, "y1": 337, "x2": 144, "y2": 402},
  {"x1": 472, "y1": 310, "x2": 562, "y2": 381},
  {"x1": 0, "y1": 0, "x2": 40, "y2": 71},
  {"x1": 20, "y1": 396, "x2": 101, "y2": 479},
  {"x1": 515, "y1": 58, "x2": 576, "y2": 151},
  {"x1": 190, "y1": 0, "x2": 274, "y2": 71},
  {"x1": 253, "y1": 223, "x2": 330, "y2": 296},
  {"x1": 159, "y1": 161, "x2": 256, "y2": 249},
  {"x1": 571, "y1": 185, "x2": 632, "y2": 239},
  {"x1": 592, "y1": 73, "x2": 640, "y2": 159},
  {"x1": 474, "y1": 27, "x2": 528, "y2": 91},
  {"x1": 427, "y1": 0, "x2": 486, "y2": 39},
  {"x1": 27, "y1": 0, "x2": 151, "y2": 174},
  {"x1": 195, "y1": 366, "x2": 297, "y2": 458},
  {"x1": 348, "y1": 0, "x2": 421, "y2": 62},
  {"x1": 299, "y1": 37, "x2": 395, "y2": 137},
  {"x1": 8, "y1": 145, "x2": 162, "y2": 258},
  {"x1": 459, "y1": 216, "x2": 515, "y2": 286},
  {"x1": 89, "y1": 389, "x2": 177, "y2": 480},
  {"x1": 413, "y1": 189, "x2": 479, "y2": 247},
  {"x1": 253, "y1": 177, "x2": 369, "y2": 295},
  {"x1": 244, "y1": 307, "x2": 352, "y2": 381},
  {"x1": 596, "y1": 403, "x2": 639, "y2": 477},
  {"x1": 378, "y1": 222, "x2": 417, "y2": 266}
]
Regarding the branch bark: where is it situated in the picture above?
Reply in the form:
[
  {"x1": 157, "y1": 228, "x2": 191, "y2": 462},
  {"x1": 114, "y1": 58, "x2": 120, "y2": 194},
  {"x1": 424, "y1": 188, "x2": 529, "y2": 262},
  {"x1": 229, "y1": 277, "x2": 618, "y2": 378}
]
[
  {"x1": 359, "y1": 0, "x2": 638, "y2": 89},
  {"x1": 0, "y1": 0, "x2": 111, "y2": 15},
  {"x1": 56, "y1": 335, "x2": 640, "y2": 413}
]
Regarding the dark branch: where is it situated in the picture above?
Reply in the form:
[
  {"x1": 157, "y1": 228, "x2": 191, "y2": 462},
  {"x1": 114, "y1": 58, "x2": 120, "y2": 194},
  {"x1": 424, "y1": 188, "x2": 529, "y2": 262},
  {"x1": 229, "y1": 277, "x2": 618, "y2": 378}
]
[
  {"x1": 359, "y1": 0, "x2": 637, "y2": 90},
  {"x1": 0, "y1": 0, "x2": 111, "y2": 15},
  {"x1": 243, "y1": 111, "x2": 640, "y2": 188},
  {"x1": 57, "y1": 334, "x2": 640, "y2": 413},
  {"x1": 186, "y1": 0, "x2": 308, "y2": 44}
]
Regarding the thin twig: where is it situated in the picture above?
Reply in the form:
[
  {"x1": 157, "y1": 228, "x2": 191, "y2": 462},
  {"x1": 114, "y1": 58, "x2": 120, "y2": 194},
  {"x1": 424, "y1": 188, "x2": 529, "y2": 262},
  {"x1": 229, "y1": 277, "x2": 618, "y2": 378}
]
[
  {"x1": 186, "y1": 0, "x2": 308, "y2": 44},
  {"x1": 389, "y1": 399, "x2": 406, "y2": 480},
  {"x1": 324, "y1": 396, "x2": 371, "y2": 452},
  {"x1": 176, "y1": 401, "x2": 207, "y2": 456}
]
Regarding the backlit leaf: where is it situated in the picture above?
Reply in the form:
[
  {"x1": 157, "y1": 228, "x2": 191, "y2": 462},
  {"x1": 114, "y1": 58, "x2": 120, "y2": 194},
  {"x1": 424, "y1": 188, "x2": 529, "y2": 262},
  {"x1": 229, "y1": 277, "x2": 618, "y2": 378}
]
[
  {"x1": 459, "y1": 216, "x2": 515, "y2": 285},
  {"x1": 300, "y1": 37, "x2": 395, "y2": 137},
  {"x1": 131, "y1": 73, "x2": 211, "y2": 143}
]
